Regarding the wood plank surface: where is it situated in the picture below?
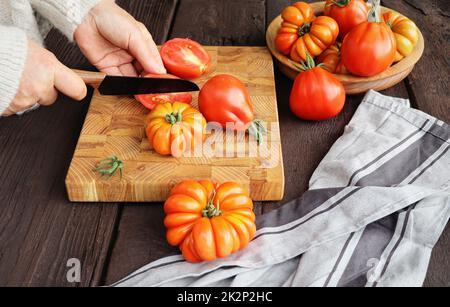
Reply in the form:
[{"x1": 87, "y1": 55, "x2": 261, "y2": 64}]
[
  {"x1": 382, "y1": 0, "x2": 449, "y2": 121},
  {"x1": 0, "y1": 0, "x2": 178, "y2": 287},
  {"x1": 0, "y1": 0, "x2": 446, "y2": 287},
  {"x1": 0, "y1": 43, "x2": 118, "y2": 286},
  {"x1": 170, "y1": 0, "x2": 267, "y2": 46}
]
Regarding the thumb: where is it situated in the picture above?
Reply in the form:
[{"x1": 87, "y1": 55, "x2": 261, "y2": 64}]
[{"x1": 53, "y1": 61, "x2": 87, "y2": 101}]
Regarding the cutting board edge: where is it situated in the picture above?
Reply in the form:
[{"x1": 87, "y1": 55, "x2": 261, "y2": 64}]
[{"x1": 66, "y1": 46, "x2": 285, "y2": 203}]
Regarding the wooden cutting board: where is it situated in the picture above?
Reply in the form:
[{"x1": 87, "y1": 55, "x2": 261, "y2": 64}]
[{"x1": 66, "y1": 47, "x2": 285, "y2": 202}]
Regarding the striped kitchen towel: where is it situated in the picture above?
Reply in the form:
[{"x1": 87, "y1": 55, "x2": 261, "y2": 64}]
[{"x1": 112, "y1": 90, "x2": 450, "y2": 287}]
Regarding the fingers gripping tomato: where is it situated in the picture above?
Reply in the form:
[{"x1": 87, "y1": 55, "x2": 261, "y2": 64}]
[
  {"x1": 135, "y1": 74, "x2": 192, "y2": 110},
  {"x1": 316, "y1": 43, "x2": 349, "y2": 74},
  {"x1": 146, "y1": 101, "x2": 206, "y2": 157},
  {"x1": 324, "y1": 0, "x2": 369, "y2": 40},
  {"x1": 290, "y1": 54, "x2": 346, "y2": 121},
  {"x1": 164, "y1": 180, "x2": 256, "y2": 263},
  {"x1": 341, "y1": 0, "x2": 396, "y2": 77},
  {"x1": 160, "y1": 38, "x2": 211, "y2": 79},
  {"x1": 383, "y1": 11, "x2": 419, "y2": 62}
]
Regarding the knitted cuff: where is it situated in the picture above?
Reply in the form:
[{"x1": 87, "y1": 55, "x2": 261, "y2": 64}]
[
  {"x1": 31, "y1": 0, "x2": 102, "y2": 41},
  {"x1": 0, "y1": 26, "x2": 28, "y2": 115}
]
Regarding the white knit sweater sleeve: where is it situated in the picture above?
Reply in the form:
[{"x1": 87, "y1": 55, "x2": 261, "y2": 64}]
[
  {"x1": 31, "y1": 0, "x2": 101, "y2": 40},
  {"x1": 0, "y1": 25, "x2": 28, "y2": 114}
]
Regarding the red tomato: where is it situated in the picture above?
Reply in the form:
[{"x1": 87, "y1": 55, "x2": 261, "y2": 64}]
[
  {"x1": 341, "y1": 21, "x2": 396, "y2": 77},
  {"x1": 135, "y1": 74, "x2": 192, "y2": 110},
  {"x1": 324, "y1": 0, "x2": 369, "y2": 40},
  {"x1": 160, "y1": 38, "x2": 211, "y2": 79},
  {"x1": 198, "y1": 74, "x2": 254, "y2": 131},
  {"x1": 290, "y1": 56, "x2": 345, "y2": 121}
]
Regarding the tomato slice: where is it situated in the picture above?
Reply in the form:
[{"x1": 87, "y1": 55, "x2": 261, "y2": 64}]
[
  {"x1": 160, "y1": 38, "x2": 211, "y2": 79},
  {"x1": 135, "y1": 74, "x2": 193, "y2": 110}
]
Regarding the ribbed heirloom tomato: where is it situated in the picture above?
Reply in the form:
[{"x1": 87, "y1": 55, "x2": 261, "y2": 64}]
[
  {"x1": 135, "y1": 74, "x2": 192, "y2": 110},
  {"x1": 275, "y1": 2, "x2": 315, "y2": 55},
  {"x1": 324, "y1": 0, "x2": 369, "y2": 40},
  {"x1": 164, "y1": 180, "x2": 256, "y2": 263},
  {"x1": 290, "y1": 16, "x2": 339, "y2": 62},
  {"x1": 275, "y1": 2, "x2": 339, "y2": 62},
  {"x1": 290, "y1": 54, "x2": 346, "y2": 121},
  {"x1": 383, "y1": 11, "x2": 419, "y2": 62},
  {"x1": 146, "y1": 101, "x2": 206, "y2": 157},
  {"x1": 341, "y1": 0, "x2": 396, "y2": 77}
]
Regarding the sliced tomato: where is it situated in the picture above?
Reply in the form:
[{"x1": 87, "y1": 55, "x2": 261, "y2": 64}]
[
  {"x1": 160, "y1": 38, "x2": 211, "y2": 79},
  {"x1": 135, "y1": 74, "x2": 192, "y2": 110}
]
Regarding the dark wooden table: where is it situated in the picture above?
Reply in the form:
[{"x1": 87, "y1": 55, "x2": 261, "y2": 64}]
[{"x1": 0, "y1": 0, "x2": 448, "y2": 287}]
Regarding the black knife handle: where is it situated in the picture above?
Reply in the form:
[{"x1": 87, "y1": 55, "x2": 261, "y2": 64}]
[{"x1": 72, "y1": 69, "x2": 107, "y2": 89}]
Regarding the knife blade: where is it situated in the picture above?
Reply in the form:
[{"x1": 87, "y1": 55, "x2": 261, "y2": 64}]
[{"x1": 72, "y1": 69, "x2": 199, "y2": 96}]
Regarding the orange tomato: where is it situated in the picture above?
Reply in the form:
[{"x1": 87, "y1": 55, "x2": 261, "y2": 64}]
[
  {"x1": 290, "y1": 55, "x2": 346, "y2": 121},
  {"x1": 291, "y1": 16, "x2": 339, "y2": 62},
  {"x1": 341, "y1": 21, "x2": 396, "y2": 77},
  {"x1": 164, "y1": 180, "x2": 256, "y2": 263},
  {"x1": 146, "y1": 101, "x2": 206, "y2": 157},
  {"x1": 324, "y1": 0, "x2": 369, "y2": 40},
  {"x1": 275, "y1": 2, "x2": 315, "y2": 55},
  {"x1": 383, "y1": 11, "x2": 419, "y2": 62},
  {"x1": 316, "y1": 43, "x2": 349, "y2": 74},
  {"x1": 199, "y1": 75, "x2": 254, "y2": 131},
  {"x1": 275, "y1": 2, "x2": 339, "y2": 61},
  {"x1": 341, "y1": 0, "x2": 396, "y2": 77}
]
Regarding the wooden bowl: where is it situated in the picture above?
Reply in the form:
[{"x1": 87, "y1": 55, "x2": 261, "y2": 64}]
[{"x1": 266, "y1": 1, "x2": 425, "y2": 94}]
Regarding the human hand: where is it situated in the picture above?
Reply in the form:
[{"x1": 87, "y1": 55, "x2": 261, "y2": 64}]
[
  {"x1": 74, "y1": 0, "x2": 166, "y2": 76},
  {"x1": 2, "y1": 40, "x2": 87, "y2": 116}
]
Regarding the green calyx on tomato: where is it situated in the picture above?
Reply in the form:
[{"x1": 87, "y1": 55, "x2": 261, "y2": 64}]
[
  {"x1": 201, "y1": 190, "x2": 222, "y2": 218},
  {"x1": 291, "y1": 52, "x2": 326, "y2": 72},
  {"x1": 165, "y1": 111, "x2": 183, "y2": 125},
  {"x1": 248, "y1": 120, "x2": 267, "y2": 145},
  {"x1": 298, "y1": 23, "x2": 312, "y2": 37}
]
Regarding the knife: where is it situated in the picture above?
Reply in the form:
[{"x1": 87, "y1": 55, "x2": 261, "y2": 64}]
[{"x1": 72, "y1": 69, "x2": 199, "y2": 96}]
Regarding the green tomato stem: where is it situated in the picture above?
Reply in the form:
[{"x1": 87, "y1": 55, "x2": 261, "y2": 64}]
[
  {"x1": 93, "y1": 156, "x2": 124, "y2": 179},
  {"x1": 333, "y1": 0, "x2": 352, "y2": 7},
  {"x1": 290, "y1": 52, "x2": 325, "y2": 72},
  {"x1": 202, "y1": 189, "x2": 222, "y2": 218},
  {"x1": 248, "y1": 119, "x2": 267, "y2": 145},
  {"x1": 298, "y1": 23, "x2": 311, "y2": 37},
  {"x1": 368, "y1": 0, "x2": 381, "y2": 23},
  {"x1": 165, "y1": 111, "x2": 183, "y2": 125}
]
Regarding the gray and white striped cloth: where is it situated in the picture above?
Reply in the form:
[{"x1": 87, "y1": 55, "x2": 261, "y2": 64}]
[{"x1": 112, "y1": 90, "x2": 450, "y2": 287}]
